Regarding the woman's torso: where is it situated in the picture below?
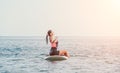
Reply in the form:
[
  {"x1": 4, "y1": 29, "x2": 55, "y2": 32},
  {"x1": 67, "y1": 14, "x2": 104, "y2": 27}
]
[{"x1": 50, "y1": 36, "x2": 58, "y2": 48}]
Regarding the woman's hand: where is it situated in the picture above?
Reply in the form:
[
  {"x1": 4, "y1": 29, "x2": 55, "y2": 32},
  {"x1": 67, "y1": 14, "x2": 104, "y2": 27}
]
[{"x1": 53, "y1": 36, "x2": 58, "y2": 42}]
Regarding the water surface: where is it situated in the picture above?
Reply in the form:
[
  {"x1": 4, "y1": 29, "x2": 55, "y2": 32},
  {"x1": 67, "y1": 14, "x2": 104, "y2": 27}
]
[{"x1": 0, "y1": 36, "x2": 120, "y2": 73}]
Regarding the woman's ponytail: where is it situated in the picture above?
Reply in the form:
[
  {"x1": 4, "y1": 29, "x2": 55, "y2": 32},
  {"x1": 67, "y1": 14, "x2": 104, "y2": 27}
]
[
  {"x1": 46, "y1": 30, "x2": 52, "y2": 44},
  {"x1": 46, "y1": 34, "x2": 48, "y2": 44}
]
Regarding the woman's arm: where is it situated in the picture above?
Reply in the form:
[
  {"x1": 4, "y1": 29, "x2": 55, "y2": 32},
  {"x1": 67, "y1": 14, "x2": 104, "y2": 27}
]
[{"x1": 50, "y1": 36, "x2": 58, "y2": 43}]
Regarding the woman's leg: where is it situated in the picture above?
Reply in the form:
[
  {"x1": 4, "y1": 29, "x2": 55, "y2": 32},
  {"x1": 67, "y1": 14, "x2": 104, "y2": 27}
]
[{"x1": 59, "y1": 50, "x2": 70, "y2": 57}]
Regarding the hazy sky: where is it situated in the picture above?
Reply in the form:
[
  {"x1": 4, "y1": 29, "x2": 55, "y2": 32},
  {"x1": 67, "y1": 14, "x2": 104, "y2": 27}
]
[{"x1": 0, "y1": 0, "x2": 120, "y2": 36}]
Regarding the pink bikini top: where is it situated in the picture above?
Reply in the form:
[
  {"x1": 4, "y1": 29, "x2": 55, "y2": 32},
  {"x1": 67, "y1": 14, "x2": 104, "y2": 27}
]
[{"x1": 51, "y1": 42, "x2": 57, "y2": 48}]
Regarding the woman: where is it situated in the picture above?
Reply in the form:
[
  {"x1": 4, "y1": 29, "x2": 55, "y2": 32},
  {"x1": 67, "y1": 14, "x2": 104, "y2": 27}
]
[{"x1": 46, "y1": 30, "x2": 69, "y2": 57}]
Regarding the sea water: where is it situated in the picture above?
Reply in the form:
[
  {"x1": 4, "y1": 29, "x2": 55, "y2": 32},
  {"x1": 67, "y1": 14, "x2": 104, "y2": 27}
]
[{"x1": 0, "y1": 36, "x2": 120, "y2": 73}]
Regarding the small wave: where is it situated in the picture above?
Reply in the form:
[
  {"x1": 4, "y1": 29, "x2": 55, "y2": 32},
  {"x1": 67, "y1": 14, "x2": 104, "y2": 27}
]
[
  {"x1": 0, "y1": 48, "x2": 22, "y2": 52},
  {"x1": 0, "y1": 70, "x2": 10, "y2": 73},
  {"x1": 0, "y1": 48, "x2": 22, "y2": 58},
  {"x1": 10, "y1": 58, "x2": 24, "y2": 62},
  {"x1": 39, "y1": 69, "x2": 48, "y2": 72},
  {"x1": 0, "y1": 65, "x2": 3, "y2": 68}
]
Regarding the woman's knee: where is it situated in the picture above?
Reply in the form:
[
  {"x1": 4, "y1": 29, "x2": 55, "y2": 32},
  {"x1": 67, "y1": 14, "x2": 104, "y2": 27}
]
[{"x1": 59, "y1": 50, "x2": 67, "y2": 55}]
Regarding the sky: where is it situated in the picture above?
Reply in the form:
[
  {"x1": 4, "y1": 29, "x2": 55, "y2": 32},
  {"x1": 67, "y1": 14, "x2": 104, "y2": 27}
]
[{"x1": 0, "y1": 0, "x2": 120, "y2": 36}]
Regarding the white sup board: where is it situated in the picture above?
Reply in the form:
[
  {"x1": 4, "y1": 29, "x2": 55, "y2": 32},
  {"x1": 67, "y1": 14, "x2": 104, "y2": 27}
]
[{"x1": 45, "y1": 55, "x2": 68, "y2": 61}]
